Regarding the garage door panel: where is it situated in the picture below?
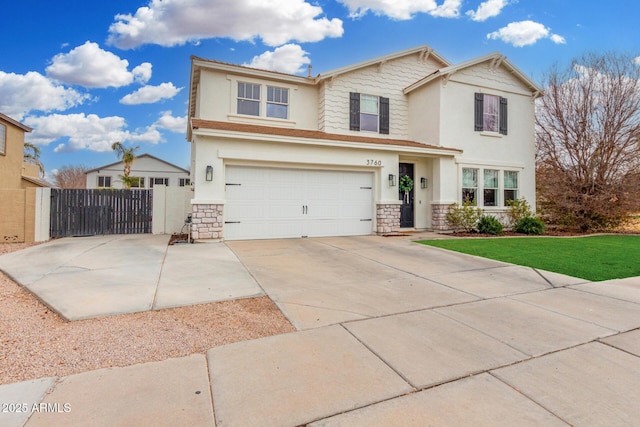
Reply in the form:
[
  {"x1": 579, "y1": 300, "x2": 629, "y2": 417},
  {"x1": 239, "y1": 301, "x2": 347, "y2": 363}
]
[{"x1": 225, "y1": 166, "x2": 373, "y2": 240}]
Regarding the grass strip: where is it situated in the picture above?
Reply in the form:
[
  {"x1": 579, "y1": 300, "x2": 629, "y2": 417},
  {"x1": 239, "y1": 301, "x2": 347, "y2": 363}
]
[{"x1": 417, "y1": 235, "x2": 640, "y2": 281}]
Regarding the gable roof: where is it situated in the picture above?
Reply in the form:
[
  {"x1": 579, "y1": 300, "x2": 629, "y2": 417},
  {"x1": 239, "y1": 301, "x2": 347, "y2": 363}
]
[
  {"x1": 191, "y1": 119, "x2": 462, "y2": 155},
  {"x1": 85, "y1": 153, "x2": 189, "y2": 174},
  {"x1": 403, "y1": 51, "x2": 544, "y2": 95},
  {"x1": 315, "y1": 45, "x2": 450, "y2": 82},
  {"x1": 0, "y1": 112, "x2": 32, "y2": 132}
]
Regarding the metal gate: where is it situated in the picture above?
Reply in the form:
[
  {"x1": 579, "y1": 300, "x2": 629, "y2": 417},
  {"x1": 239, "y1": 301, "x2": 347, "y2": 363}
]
[{"x1": 50, "y1": 189, "x2": 152, "y2": 237}]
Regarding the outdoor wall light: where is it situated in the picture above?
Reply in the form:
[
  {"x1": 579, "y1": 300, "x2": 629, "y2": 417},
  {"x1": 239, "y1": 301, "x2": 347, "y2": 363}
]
[
  {"x1": 388, "y1": 174, "x2": 396, "y2": 187},
  {"x1": 421, "y1": 177, "x2": 428, "y2": 189},
  {"x1": 205, "y1": 165, "x2": 213, "y2": 181}
]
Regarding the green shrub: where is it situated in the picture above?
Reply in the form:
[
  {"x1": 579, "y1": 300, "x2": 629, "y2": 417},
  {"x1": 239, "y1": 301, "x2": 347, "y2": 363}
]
[
  {"x1": 477, "y1": 215, "x2": 504, "y2": 235},
  {"x1": 515, "y1": 216, "x2": 546, "y2": 235},
  {"x1": 446, "y1": 202, "x2": 483, "y2": 232},
  {"x1": 506, "y1": 198, "x2": 533, "y2": 225}
]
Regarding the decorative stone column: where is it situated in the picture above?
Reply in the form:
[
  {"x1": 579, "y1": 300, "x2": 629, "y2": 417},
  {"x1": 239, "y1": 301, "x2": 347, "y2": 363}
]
[
  {"x1": 191, "y1": 204, "x2": 224, "y2": 240},
  {"x1": 431, "y1": 203, "x2": 450, "y2": 231},
  {"x1": 376, "y1": 203, "x2": 401, "y2": 234}
]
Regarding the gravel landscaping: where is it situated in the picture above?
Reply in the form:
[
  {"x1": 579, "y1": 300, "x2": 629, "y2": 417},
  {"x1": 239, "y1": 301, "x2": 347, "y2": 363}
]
[{"x1": 0, "y1": 243, "x2": 295, "y2": 384}]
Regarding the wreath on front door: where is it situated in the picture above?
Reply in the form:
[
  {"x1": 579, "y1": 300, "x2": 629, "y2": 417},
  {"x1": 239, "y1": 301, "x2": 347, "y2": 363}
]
[{"x1": 399, "y1": 175, "x2": 414, "y2": 203}]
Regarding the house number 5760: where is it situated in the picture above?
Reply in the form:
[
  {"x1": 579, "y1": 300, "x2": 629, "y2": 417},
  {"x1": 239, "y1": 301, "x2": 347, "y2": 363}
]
[{"x1": 367, "y1": 159, "x2": 382, "y2": 166}]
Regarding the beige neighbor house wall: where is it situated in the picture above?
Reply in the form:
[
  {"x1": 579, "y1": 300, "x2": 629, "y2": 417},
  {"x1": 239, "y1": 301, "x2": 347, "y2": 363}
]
[{"x1": 0, "y1": 113, "x2": 49, "y2": 243}]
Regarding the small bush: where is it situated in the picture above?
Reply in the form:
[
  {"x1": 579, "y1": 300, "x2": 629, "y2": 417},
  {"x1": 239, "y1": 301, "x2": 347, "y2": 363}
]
[
  {"x1": 515, "y1": 216, "x2": 546, "y2": 235},
  {"x1": 446, "y1": 202, "x2": 483, "y2": 232},
  {"x1": 506, "y1": 198, "x2": 533, "y2": 225},
  {"x1": 477, "y1": 215, "x2": 504, "y2": 235}
]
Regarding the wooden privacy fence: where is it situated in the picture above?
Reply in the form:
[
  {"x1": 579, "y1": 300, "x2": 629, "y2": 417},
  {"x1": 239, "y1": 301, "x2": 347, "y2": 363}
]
[{"x1": 50, "y1": 189, "x2": 152, "y2": 237}]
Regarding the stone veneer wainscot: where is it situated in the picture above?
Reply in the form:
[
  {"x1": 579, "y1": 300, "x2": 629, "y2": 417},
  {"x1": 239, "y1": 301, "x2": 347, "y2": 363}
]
[
  {"x1": 191, "y1": 204, "x2": 224, "y2": 240},
  {"x1": 431, "y1": 203, "x2": 450, "y2": 231},
  {"x1": 376, "y1": 203, "x2": 401, "y2": 234}
]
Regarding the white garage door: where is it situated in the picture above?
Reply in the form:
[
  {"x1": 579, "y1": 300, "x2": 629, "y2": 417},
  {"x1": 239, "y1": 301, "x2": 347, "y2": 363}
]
[{"x1": 225, "y1": 166, "x2": 374, "y2": 240}]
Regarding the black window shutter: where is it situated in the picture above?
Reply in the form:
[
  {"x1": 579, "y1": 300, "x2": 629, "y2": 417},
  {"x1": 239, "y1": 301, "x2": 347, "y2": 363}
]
[
  {"x1": 499, "y1": 97, "x2": 508, "y2": 135},
  {"x1": 474, "y1": 93, "x2": 484, "y2": 131},
  {"x1": 349, "y1": 92, "x2": 360, "y2": 131},
  {"x1": 379, "y1": 97, "x2": 389, "y2": 135}
]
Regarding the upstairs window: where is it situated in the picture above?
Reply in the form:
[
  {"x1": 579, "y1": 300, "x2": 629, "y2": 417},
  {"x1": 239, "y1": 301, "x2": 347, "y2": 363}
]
[
  {"x1": 474, "y1": 93, "x2": 508, "y2": 135},
  {"x1": 237, "y1": 82, "x2": 260, "y2": 116},
  {"x1": 0, "y1": 123, "x2": 5, "y2": 155},
  {"x1": 349, "y1": 92, "x2": 389, "y2": 135},
  {"x1": 267, "y1": 86, "x2": 289, "y2": 119},
  {"x1": 360, "y1": 94, "x2": 379, "y2": 132}
]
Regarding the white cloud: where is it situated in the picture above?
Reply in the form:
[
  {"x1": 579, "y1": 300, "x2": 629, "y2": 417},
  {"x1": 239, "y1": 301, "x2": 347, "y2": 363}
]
[
  {"x1": 107, "y1": 0, "x2": 344, "y2": 49},
  {"x1": 244, "y1": 44, "x2": 311, "y2": 75},
  {"x1": 487, "y1": 20, "x2": 565, "y2": 47},
  {"x1": 634, "y1": 56, "x2": 640, "y2": 66},
  {"x1": 339, "y1": 0, "x2": 462, "y2": 20},
  {"x1": 23, "y1": 113, "x2": 163, "y2": 152},
  {"x1": 466, "y1": 0, "x2": 511, "y2": 22},
  {"x1": 0, "y1": 71, "x2": 89, "y2": 120},
  {"x1": 45, "y1": 41, "x2": 152, "y2": 88},
  {"x1": 550, "y1": 34, "x2": 566, "y2": 44},
  {"x1": 153, "y1": 111, "x2": 187, "y2": 133},
  {"x1": 133, "y1": 63, "x2": 153, "y2": 84},
  {"x1": 120, "y1": 82, "x2": 182, "y2": 105}
]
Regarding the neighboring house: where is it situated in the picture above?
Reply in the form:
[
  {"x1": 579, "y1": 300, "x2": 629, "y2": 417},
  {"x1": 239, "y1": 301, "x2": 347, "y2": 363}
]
[
  {"x1": 85, "y1": 153, "x2": 190, "y2": 189},
  {"x1": 0, "y1": 112, "x2": 51, "y2": 242},
  {"x1": 187, "y1": 45, "x2": 542, "y2": 241}
]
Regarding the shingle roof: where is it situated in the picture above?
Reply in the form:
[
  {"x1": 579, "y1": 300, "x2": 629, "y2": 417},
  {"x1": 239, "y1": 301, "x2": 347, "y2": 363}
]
[{"x1": 191, "y1": 119, "x2": 462, "y2": 153}]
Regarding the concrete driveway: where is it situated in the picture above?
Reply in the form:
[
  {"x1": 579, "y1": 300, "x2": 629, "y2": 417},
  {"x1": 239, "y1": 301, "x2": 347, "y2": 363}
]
[
  {"x1": 227, "y1": 235, "x2": 587, "y2": 329},
  {"x1": 0, "y1": 234, "x2": 263, "y2": 320},
  {"x1": 3, "y1": 233, "x2": 640, "y2": 426}
]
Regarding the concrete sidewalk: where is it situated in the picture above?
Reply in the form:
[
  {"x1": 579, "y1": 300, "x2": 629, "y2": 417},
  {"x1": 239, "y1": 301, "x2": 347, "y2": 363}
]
[
  {"x1": 0, "y1": 234, "x2": 263, "y2": 320},
  {"x1": 1, "y1": 234, "x2": 640, "y2": 426}
]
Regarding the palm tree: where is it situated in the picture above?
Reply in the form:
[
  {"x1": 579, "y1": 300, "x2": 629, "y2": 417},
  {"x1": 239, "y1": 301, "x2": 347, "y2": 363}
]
[
  {"x1": 24, "y1": 141, "x2": 44, "y2": 177},
  {"x1": 111, "y1": 141, "x2": 139, "y2": 188}
]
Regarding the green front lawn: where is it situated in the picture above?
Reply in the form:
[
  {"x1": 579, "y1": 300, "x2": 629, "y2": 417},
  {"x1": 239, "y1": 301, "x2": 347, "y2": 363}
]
[{"x1": 417, "y1": 235, "x2": 640, "y2": 281}]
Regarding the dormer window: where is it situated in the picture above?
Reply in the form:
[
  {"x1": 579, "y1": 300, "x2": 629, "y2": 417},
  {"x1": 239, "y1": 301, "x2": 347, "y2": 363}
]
[{"x1": 237, "y1": 82, "x2": 260, "y2": 116}]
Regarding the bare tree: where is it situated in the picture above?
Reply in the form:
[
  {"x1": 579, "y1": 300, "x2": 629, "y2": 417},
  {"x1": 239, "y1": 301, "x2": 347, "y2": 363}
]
[
  {"x1": 536, "y1": 52, "x2": 640, "y2": 231},
  {"x1": 53, "y1": 164, "x2": 89, "y2": 188}
]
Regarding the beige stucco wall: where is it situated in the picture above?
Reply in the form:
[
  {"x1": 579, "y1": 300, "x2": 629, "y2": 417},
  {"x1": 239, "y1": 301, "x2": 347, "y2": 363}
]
[
  {"x1": 408, "y1": 62, "x2": 537, "y2": 209},
  {"x1": 0, "y1": 119, "x2": 27, "y2": 189},
  {"x1": 0, "y1": 189, "x2": 26, "y2": 242}
]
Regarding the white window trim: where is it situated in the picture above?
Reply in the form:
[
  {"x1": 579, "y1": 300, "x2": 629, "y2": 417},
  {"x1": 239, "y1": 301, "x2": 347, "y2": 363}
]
[
  {"x1": 0, "y1": 123, "x2": 6, "y2": 155},
  {"x1": 459, "y1": 166, "x2": 520, "y2": 208}
]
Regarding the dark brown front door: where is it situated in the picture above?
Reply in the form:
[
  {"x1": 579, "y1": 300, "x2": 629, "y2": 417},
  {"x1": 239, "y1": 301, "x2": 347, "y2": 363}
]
[{"x1": 399, "y1": 163, "x2": 414, "y2": 228}]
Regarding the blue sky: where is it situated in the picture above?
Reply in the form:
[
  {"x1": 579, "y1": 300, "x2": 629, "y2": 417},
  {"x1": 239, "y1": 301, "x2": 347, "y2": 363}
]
[{"x1": 1, "y1": 0, "x2": 638, "y2": 181}]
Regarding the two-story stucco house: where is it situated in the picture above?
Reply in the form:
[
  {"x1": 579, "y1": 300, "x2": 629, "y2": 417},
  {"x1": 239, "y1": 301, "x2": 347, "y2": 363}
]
[
  {"x1": 187, "y1": 45, "x2": 542, "y2": 241},
  {"x1": 85, "y1": 153, "x2": 190, "y2": 189}
]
